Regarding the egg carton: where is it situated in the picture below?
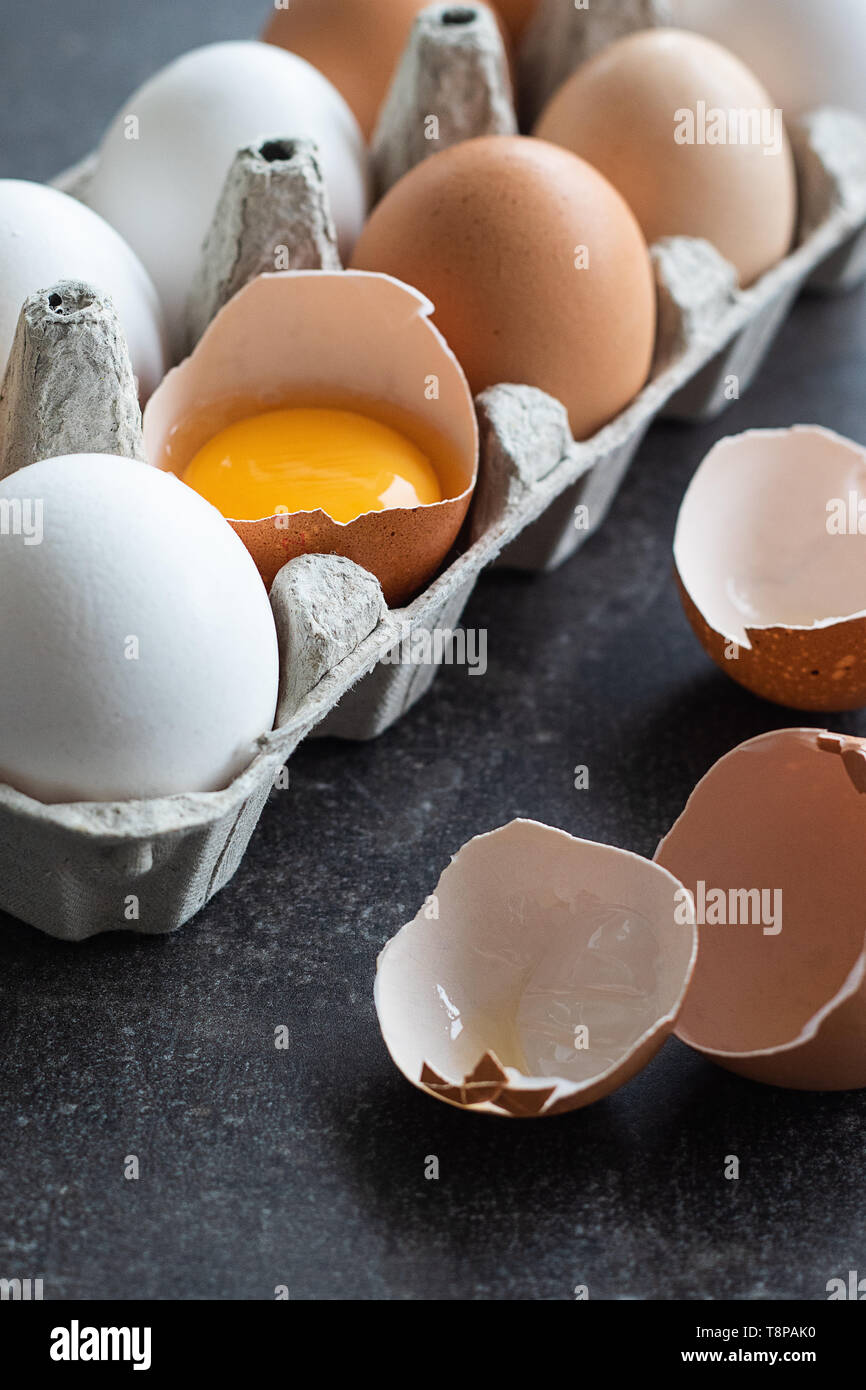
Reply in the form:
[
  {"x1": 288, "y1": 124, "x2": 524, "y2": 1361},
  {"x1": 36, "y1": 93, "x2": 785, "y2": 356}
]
[
  {"x1": 11, "y1": 5, "x2": 866, "y2": 940},
  {"x1": 50, "y1": 4, "x2": 866, "y2": 662},
  {"x1": 53, "y1": 3, "x2": 866, "y2": 510}
]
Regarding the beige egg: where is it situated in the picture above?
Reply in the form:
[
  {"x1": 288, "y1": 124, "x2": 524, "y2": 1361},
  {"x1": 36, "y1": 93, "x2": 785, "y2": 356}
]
[
  {"x1": 534, "y1": 28, "x2": 798, "y2": 287},
  {"x1": 655, "y1": 729, "x2": 866, "y2": 1090},
  {"x1": 350, "y1": 135, "x2": 657, "y2": 441}
]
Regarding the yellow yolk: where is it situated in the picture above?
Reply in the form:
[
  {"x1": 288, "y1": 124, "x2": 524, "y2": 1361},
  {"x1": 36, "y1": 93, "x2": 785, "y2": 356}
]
[{"x1": 182, "y1": 407, "x2": 443, "y2": 523}]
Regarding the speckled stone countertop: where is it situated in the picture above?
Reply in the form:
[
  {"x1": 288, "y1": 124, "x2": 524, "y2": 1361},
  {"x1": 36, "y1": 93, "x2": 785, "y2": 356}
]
[{"x1": 0, "y1": 0, "x2": 864, "y2": 1302}]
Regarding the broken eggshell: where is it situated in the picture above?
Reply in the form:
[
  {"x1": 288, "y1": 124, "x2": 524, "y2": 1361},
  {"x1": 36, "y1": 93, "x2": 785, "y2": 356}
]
[
  {"x1": 675, "y1": 426, "x2": 866, "y2": 710},
  {"x1": 654, "y1": 728, "x2": 866, "y2": 1090},
  {"x1": 142, "y1": 271, "x2": 479, "y2": 607},
  {"x1": 375, "y1": 820, "x2": 697, "y2": 1117}
]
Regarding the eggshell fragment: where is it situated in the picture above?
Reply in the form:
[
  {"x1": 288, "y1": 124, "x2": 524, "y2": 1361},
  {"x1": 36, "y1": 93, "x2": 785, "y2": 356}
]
[
  {"x1": 675, "y1": 426, "x2": 866, "y2": 710},
  {"x1": 655, "y1": 729, "x2": 866, "y2": 1090},
  {"x1": 375, "y1": 820, "x2": 697, "y2": 1117},
  {"x1": 534, "y1": 28, "x2": 798, "y2": 287},
  {"x1": 142, "y1": 272, "x2": 478, "y2": 607}
]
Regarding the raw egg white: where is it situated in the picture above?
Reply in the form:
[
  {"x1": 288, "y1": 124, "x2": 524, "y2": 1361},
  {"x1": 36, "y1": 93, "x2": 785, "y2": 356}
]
[
  {"x1": 0, "y1": 180, "x2": 167, "y2": 398},
  {"x1": 83, "y1": 41, "x2": 370, "y2": 353},
  {"x1": 0, "y1": 454, "x2": 279, "y2": 803}
]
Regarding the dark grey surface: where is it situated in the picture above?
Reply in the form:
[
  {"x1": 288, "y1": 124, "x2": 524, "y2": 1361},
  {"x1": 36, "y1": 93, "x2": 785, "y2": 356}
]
[{"x1": 1, "y1": 0, "x2": 865, "y2": 1302}]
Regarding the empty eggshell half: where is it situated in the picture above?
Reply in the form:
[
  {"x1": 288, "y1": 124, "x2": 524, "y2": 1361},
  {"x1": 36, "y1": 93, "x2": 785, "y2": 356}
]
[
  {"x1": 142, "y1": 271, "x2": 478, "y2": 607},
  {"x1": 654, "y1": 729, "x2": 866, "y2": 1090},
  {"x1": 675, "y1": 426, "x2": 866, "y2": 710},
  {"x1": 375, "y1": 820, "x2": 697, "y2": 1117}
]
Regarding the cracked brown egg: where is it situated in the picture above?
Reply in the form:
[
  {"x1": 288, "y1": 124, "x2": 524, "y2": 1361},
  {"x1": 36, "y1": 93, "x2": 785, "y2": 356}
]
[
  {"x1": 143, "y1": 271, "x2": 478, "y2": 607},
  {"x1": 655, "y1": 729, "x2": 866, "y2": 1090},
  {"x1": 374, "y1": 820, "x2": 697, "y2": 1117},
  {"x1": 675, "y1": 426, "x2": 866, "y2": 710}
]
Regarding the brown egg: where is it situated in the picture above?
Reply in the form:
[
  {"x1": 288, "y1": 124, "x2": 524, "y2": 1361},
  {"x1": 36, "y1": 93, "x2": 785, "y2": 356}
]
[
  {"x1": 262, "y1": 0, "x2": 512, "y2": 141},
  {"x1": 675, "y1": 427, "x2": 866, "y2": 711},
  {"x1": 350, "y1": 135, "x2": 657, "y2": 441},
  {"x1": 534, "y1": 28, "x2": 798, "y2": 287},
  {"x1": 655, "y1": 729, "x2": 866, "y2": 1090},
  {"x1": 495, "y1": 0, "x2": 541, "y2": 44},
  {"x1": 142, "y1": 272, "x2": 478, "y2": 608}
]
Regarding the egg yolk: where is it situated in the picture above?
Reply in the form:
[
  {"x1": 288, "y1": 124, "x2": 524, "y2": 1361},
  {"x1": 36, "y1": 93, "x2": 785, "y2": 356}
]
[{"x1": 182, "y1": 407, "x2": 443, "y2": 523}]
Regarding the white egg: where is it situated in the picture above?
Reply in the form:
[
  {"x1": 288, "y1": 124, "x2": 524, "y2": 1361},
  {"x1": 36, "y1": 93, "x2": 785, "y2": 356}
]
[
  {"x1": 0, "y1": 180, "x2": 168, "y2": 398},
  {"x1": 83, "y1": 40, "x2": 371, "y2": 352},
  {"x1": 0, "y1": 454, "x2": 279, "y2": 803},
  {"x1": 670, "y1": 0, "x2": 866, "y2": 119}
]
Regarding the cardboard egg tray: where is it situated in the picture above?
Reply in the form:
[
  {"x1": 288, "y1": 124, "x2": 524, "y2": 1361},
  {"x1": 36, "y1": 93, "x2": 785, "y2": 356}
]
[{"x1": 10, "y1": 6, "x2": 866, "y2": 940}]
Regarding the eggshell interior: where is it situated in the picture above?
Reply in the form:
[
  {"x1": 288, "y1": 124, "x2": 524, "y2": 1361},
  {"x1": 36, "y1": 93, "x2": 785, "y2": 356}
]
[
  {"x1": 142, "y1": 271, "x2": 479, "y2": 607},
  {"x1": 375, "y1": 820, "x2": 697, "y2": 1117},
  {"x1": 675, "y1": 426, "x2": 866, "y2": 710},
  {"x1": 655, "y1": 729, "x2": 866, "y2": 1089}
]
